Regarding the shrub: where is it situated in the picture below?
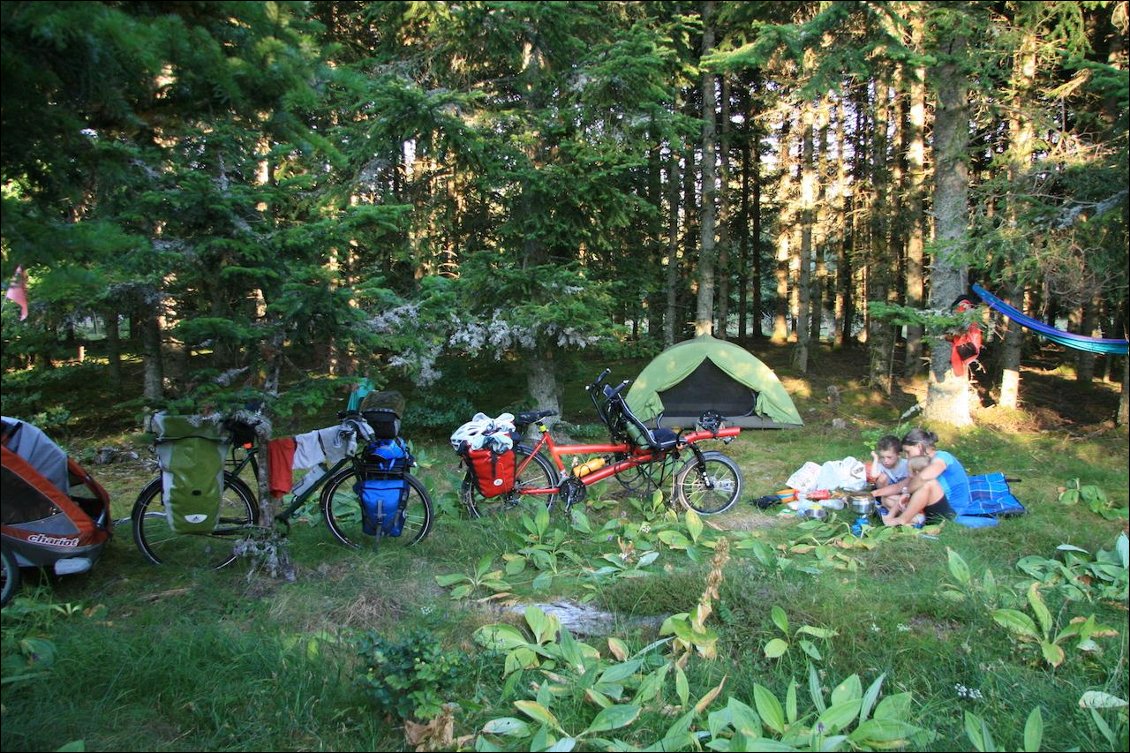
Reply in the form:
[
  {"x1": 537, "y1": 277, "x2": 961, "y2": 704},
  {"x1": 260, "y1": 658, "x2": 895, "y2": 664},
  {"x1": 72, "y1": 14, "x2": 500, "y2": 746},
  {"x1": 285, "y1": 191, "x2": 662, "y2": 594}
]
[{"x1": 355, "y1": 628, "x2": 462, "y2": 721}]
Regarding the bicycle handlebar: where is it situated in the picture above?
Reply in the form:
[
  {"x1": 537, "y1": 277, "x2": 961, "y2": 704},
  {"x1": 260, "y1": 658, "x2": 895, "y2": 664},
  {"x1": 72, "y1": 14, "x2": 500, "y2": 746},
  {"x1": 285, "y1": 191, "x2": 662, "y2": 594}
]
[
  {"x1": 337, "y1": 413, "x2": 375, "y2": 443},
  {"x1": 602, "y1": 379, "x2": 630, "y2": 399},
  {"x1": 586, "y1": 368, "x2": 612, "y2": 393}
]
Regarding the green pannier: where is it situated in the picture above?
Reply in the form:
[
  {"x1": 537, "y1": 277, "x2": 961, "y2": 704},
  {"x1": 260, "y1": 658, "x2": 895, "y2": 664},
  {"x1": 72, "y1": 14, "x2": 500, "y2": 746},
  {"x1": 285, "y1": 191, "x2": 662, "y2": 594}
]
[{"x1": 151, "y1": 413, "x2": 229, "y2": 534}]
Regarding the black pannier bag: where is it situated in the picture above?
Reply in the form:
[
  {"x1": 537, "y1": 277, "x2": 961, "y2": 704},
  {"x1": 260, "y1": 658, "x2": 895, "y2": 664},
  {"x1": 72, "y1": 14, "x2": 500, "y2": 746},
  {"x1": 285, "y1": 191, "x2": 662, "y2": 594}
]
[{"x1": 362, "y1": 408, "x2": 401, "y2": 440}]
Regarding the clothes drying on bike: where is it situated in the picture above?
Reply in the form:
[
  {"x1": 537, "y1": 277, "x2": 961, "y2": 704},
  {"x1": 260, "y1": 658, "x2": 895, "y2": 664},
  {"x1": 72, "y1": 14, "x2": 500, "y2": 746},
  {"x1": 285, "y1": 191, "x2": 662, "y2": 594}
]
[
  {"x1": 450, "y1": 412, "x2": 516, "y2": 452},
  {"x1": 268, "y1": 425, "x2": 359, "y2": 498}
]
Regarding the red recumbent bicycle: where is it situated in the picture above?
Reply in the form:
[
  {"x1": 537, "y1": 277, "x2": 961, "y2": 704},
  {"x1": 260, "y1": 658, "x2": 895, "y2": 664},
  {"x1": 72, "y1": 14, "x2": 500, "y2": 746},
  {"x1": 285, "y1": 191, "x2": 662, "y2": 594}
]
[{"x1": 460, "y1": 369, "x2": 743, "y2": 517}]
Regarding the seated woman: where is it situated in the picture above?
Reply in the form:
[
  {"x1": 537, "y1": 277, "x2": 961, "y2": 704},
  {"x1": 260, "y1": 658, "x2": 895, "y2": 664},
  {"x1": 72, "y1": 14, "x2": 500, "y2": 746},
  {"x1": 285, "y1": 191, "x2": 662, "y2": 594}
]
[{"x1": 872, "y1": 428, "x2": 970, "y2": 526}]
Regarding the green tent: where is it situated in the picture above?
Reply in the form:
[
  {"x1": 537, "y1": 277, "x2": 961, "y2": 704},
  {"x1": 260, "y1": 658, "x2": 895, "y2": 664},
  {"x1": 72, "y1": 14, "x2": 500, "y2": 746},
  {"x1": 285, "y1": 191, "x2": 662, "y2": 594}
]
[{"x1": 626, "y1": 336, "x2": 803, "y2": 429}]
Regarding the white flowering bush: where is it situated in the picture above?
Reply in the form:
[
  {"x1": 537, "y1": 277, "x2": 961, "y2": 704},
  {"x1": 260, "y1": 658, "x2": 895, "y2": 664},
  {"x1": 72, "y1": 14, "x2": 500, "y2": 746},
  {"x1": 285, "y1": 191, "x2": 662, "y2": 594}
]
[{"x1": 362, "y1": 253, "x2": 619, "y2": 388}]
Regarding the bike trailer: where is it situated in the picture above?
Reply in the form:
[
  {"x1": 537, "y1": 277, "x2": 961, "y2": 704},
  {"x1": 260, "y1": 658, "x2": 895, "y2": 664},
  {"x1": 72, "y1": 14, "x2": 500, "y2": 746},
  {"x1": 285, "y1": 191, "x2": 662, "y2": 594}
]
[
  {"x1": 355, "y1": 438, "x2": 411, "y2": 536},
  {"x1": 2, "y1": 416, "x2": 112, "y2": 604},
  {"x1": 150, "y1": 413, "x2": 229, "y2": 534}
]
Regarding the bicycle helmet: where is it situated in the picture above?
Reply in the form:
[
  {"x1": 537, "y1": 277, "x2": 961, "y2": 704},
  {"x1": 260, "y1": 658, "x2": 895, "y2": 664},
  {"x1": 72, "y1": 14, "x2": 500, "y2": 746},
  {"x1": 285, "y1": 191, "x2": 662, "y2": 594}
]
[{"x1": 450, "y1": 412, "x2": 517, "y2": 452}]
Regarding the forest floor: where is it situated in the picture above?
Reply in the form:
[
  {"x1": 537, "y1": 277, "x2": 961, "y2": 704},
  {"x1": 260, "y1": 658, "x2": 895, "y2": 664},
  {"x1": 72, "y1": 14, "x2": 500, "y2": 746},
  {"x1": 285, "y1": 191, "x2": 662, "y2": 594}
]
[{"x1": 3, "y1": 339, "x2": 1128, "y2": 753}]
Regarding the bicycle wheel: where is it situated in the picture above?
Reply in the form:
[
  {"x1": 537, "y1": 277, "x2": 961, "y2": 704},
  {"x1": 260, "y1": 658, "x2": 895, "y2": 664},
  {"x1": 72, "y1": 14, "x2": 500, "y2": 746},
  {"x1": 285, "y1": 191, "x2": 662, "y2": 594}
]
[
  {"x1": 673, "y1": 451, "x2": 743, "y2": 515},
  {"x1": 1, "y1": 545, "x2": 19, "y2": 607},
  {"x1": 131, "y1": 472, "x2": 259, "y2": 568},
  {"x1": 462, "y1": 443, "x2": 558, "y2": 518},
  {"x1": 321, "y1": 468, "x2": 433, "y2": 549},
  {"x1": 613, "y1": 452, "x2": 675, "y2": 495}
]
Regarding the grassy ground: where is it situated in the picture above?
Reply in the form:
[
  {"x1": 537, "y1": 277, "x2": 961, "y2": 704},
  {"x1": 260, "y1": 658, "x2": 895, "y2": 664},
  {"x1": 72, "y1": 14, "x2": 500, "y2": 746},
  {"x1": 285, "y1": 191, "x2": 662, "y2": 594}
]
[{"x1": 2, "y1": 342, "x2": 1127, "y2": 752}]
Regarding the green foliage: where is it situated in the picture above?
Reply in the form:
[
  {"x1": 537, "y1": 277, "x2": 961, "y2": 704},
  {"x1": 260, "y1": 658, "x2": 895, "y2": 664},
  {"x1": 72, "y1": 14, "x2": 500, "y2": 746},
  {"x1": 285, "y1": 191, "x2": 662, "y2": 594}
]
[
  {"x1": 474, "y1": 606, "x2": 664, "y2": 749},
  {"x1": 405, "y1": 391, "x2": 478, "y2": 433},
  {"x1": 991, "y1": 582, "x2": 1120, "y2": 668},
  {"x1": 941, "y1": 547, "x2": 1016, "y2": 609},
  {"x1": 1015, "y1": 533, "x2": 1129, "y2": 603},
  {"x1": 502, "y1": 506, "x2": 583, "y2": 591},
  {"x1": 435, "y1": 554, "x2": 515, "y2": 601},
  {"x1": 964, "y1": 707, "x2": 1045, "y2": 752},
  {"x1": 1, "y1": 591, "x2": 89, "y2": 687},
  {"x1": 859, "y1": 422, "x2": 913, "y2": 454},
  {"x1": 1079, "y1": 690, "x2": 1130, "y2": 751},
  {"x1": 1059, "y1": 480, "x2": 1128, "y2": 522},
  {"x1": 761, "y1": 604, "x2": 838, "y2": 663},
  {"x1": 868, "y1": 299, "x2": 984, "y2": 337},
  {"x1": 355, "y1": 628, "x2": 463, "y2": 721},
  {"x1": 473, "y1": 603, "x2": 937, "y2": 752}
]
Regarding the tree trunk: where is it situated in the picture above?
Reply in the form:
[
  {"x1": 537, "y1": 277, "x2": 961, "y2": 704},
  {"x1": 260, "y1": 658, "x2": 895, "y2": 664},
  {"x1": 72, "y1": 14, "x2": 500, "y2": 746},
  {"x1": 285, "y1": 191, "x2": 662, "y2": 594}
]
[
  {"x1": 664, "y1": 147, "x2": 682, "y2": 347},
  {"x1": 528, "y1": 347, "x2": 561, "y2": 420},
  {"x1": 904, "y1": 16, "x2": 927, "y2": 374},
  {"x1": 647, "y1": 139, "x2": 664, "y2": 340},
  {"x1": 1119, "y1": 355, "x2": 1129, "y2": 426},
  {"x1": 738, "y1": 108, "x2": 750, "y2": 340},
  {"x1": 772, "y1": 118, "x2": 793, "y2": 344},
  {"x1": 750, "y1": 107, "x2": 764, "y2": 340},
  {"x1": 923, "y1": 34, "x2": 973, "y2": 426},
  {"x1": 161, "y1": 293, "x2": 188, "y2": 395},
  {"x1": 998, "y1": 285, "x2": 1026, "y2": 408},
  {"x1": 716, "y1": 74, "x2": 732, "y2": 339},
  {"x1": 104, "y1": 307, "x2": 122, "y2": 390},
  {"x1": 833, "y1": 93, "x2": 852, "y2": 347},
  {"x1": 792, "y1": 102, "x2": 814, "y2": 373},
  {"x1": 1076, "y1": 297, "x2": 1097, "y2": 383},
  {"x1": 141, "y1": 307, "x2": 164, "y2": 402},
  {"x1": 998, "y1": 29, "x2": 1038, "y2": 408},
  {"x1": 695, "y1": 1, "x2": 718, "y2": 338},
  {"x1": 810, "y1": 98, "x2": 829, "y2": 347},
  {"x1": 867, "y1": 85, "x2": 894, "y2": 393},
  {"x1": 682, "y1": 135, "x2": 699, "y2": 339}
]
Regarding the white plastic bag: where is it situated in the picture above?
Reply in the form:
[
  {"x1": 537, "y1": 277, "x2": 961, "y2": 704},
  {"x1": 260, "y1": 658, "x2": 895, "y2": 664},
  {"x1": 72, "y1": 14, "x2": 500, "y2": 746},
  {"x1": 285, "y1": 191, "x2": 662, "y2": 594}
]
[
  {"x1": 813, "y1": 456, "x2": 868, "y2": 491},
  {"x1": 785, "y1": 461, "x2": 822, "y2": 492}
]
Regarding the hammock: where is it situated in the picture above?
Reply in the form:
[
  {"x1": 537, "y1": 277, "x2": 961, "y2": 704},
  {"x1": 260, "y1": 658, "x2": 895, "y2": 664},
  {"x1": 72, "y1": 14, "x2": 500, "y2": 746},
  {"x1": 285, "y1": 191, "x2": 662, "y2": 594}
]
[{"x1": 972, "y1": 284, "x2": 1129, "y2": 356}]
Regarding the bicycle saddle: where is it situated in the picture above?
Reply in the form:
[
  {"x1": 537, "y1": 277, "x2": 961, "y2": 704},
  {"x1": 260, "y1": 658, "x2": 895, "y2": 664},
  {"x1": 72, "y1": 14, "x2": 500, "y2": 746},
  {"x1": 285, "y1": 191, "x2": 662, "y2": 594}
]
[{"x1": 515, "y1": 409, "x2": 557, "y2": 427}]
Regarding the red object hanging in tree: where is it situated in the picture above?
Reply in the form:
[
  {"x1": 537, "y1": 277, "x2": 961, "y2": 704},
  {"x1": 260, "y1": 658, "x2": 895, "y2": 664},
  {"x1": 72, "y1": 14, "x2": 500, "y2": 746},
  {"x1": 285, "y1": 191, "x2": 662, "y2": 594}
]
[{"x1": 947, "y1": 298, "x2": 982, "y2": 377}]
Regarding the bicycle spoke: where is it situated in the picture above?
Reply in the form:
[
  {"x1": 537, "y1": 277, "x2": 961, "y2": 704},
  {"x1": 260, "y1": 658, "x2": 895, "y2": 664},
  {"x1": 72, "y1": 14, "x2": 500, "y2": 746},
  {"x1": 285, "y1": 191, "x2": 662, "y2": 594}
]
[{"x1": 131, "y1": 473, "x2": 258, "y2": 568}]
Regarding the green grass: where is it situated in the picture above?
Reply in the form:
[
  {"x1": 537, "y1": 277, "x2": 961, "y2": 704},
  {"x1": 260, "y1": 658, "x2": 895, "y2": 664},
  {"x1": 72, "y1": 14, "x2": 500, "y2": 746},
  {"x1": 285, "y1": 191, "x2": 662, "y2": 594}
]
[{"x1": 3, "y1": 343, "x2": 1128, "y2": 751}]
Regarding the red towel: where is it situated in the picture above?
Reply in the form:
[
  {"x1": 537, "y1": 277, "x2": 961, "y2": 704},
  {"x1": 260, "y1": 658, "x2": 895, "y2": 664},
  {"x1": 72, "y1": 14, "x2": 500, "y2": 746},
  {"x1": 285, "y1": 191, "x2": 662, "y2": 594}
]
[{"x1": 267, "y1": 437, "x2": 297, "y2": 499}]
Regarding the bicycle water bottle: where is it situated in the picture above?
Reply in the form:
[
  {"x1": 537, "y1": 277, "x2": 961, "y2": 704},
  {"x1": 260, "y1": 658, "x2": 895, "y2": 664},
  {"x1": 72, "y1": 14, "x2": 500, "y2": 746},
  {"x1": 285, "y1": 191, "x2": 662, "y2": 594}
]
[
  {"x1": 575, "y1": 457, "x2": 607, "y2": 478},
  {"x1": 291, "y1": 464, "x2": 327, "y2": 498}
]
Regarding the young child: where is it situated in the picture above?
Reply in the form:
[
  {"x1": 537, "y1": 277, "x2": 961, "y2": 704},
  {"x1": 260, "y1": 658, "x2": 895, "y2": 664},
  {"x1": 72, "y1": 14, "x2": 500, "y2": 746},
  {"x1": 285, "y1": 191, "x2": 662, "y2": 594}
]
[
  {"x1": 867, "y1": 435, "x2": 909, "y2": 488},
  {"x1": 884, "y1": 455, "x2": 929, "y2": 526}
]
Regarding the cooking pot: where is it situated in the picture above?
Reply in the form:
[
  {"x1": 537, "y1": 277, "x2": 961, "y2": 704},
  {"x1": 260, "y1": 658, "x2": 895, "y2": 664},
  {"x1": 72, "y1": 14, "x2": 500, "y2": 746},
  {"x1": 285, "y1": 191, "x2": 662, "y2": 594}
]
[{"x1": 849, "y1": 496, "x2": 876, "y2": 516}]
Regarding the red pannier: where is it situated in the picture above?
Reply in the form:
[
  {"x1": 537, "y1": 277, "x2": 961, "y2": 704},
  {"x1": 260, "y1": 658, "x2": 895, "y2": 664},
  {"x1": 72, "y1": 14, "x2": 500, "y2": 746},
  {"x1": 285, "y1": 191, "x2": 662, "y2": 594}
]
[{"x1": 463, "y1": 446, "x2": 516, "y2": 498}]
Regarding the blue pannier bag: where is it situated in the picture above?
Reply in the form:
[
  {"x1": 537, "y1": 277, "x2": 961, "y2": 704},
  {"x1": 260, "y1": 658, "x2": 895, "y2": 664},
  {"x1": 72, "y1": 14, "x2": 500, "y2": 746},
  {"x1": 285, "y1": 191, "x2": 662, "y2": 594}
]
[{"x1": 354, "y1": 438, "x2": 410, "y2": 536}]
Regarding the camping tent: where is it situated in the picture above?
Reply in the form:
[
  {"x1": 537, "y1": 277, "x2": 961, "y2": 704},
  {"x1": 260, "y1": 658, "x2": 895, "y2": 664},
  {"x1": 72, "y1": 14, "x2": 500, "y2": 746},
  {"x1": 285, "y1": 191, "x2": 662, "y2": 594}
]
[{"x1": 626, "y1": 336, "x2": 803, "y2": 429}]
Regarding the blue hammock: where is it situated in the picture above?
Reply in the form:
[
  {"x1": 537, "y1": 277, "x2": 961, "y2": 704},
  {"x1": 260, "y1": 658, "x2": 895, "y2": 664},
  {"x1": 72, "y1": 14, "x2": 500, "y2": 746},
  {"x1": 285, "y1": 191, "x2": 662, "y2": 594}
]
[{"x1": 972, "y1": 284, "x2": 1129, "y2": 356}]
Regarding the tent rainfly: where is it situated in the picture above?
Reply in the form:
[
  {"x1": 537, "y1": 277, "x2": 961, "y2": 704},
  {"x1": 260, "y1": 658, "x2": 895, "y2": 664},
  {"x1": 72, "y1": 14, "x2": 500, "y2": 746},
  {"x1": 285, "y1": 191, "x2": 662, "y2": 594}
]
[{"x1": 626, "y1": 336, "x2": 803, "y2": 429}]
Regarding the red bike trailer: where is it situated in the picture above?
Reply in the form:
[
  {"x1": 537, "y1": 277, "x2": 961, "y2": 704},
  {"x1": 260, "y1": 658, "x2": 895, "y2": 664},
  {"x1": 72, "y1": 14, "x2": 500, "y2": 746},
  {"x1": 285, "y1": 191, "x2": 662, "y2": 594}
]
[{"x1": 2, "y1": 417, "x2": 113, "y2": 606}]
